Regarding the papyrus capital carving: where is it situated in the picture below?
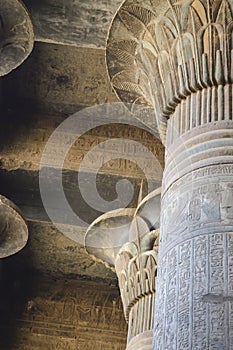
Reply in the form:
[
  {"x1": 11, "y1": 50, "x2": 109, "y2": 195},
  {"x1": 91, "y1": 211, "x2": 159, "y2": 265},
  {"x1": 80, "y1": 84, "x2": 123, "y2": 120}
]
[
  {"x1": 85, "y1": 189, "x2": 161, "y2": 349},
  {"x1": 107, "y1": 0, "x2": 233, "y2": 143},
  {"x1": 115, "y1": 226, "x2": 159, "y2": 344}
]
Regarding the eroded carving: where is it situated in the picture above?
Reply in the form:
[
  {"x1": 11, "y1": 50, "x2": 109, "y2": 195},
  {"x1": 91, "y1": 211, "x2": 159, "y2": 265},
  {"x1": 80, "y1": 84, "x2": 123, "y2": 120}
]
[
  {"x1": 0, "y1": 195, "x2": 28, "y2": 258},
  {"x1": 7, "y1": 277, "x2": 127, "y2": 350},
  {"x1": 0, "y1": 0, "x2": 34, "y2": 76}
]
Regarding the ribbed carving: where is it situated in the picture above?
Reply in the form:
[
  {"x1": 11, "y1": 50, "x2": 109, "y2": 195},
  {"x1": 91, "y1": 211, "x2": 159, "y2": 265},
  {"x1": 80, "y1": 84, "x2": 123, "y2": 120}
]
[
  {"x1": 107, "y1": 0, "x2": 233, "y2": 142},
  {"x1": 115, "y1": 229, "x2": 159, "y2": 343},
  {"x1": 167, "y1": 85, "x2": 233, "y2": 146}
]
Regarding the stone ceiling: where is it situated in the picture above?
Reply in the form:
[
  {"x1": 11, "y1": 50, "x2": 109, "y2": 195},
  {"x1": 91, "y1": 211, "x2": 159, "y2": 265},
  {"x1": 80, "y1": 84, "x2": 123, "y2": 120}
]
[{"x1": 0, "y1": 0, "x2": 165, "y2": 283}]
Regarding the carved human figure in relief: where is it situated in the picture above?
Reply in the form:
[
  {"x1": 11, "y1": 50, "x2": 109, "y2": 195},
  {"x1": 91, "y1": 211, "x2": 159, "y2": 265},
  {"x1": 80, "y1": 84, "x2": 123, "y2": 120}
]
[
  {"x1": 201, "y1": 191, "x2": 221, "y2": 222},
  {"x1": 221, "y1": 184, "x2": 233, "y2": 220}
]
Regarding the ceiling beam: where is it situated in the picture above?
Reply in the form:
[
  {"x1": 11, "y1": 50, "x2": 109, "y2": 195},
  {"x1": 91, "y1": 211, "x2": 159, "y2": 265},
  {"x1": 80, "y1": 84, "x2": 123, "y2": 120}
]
[{"x1": 23, "y1": 0, "x2": 124, "y2": 48}]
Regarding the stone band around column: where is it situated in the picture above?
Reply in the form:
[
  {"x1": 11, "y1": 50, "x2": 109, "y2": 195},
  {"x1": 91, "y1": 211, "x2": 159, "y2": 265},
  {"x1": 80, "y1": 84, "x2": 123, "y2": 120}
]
[{"x1": 164, "y1": 121, "x2": 233, "y2": 191}]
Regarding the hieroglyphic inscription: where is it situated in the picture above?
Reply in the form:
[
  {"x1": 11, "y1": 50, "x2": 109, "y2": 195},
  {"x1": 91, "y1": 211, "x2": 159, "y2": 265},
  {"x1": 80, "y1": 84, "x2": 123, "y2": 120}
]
[
  {"x1": 176, "y1": 241, "x2": 191, "y2": 349},
  {"x1": 209, "y1": 234, "x2": 226, "y2": 349},
  {"x1": 160, "y1": 164, "x2": 233, "y2": 256},
  {"x1": 164, "y1": 247, "x2": 178, "y2": 348},
  {"x1": 154, "y1": 233, "x2": 233, "y2": 349},
  {"x1": 228, "y1": 234, "x2": 233, "y2": 348},
  {"x1": 153, "y1": 253, "x2": 167, "y2": 350},
  {"x1": 0, "y1": 109, "x2": 164, "y2": 179},
  {"x1": 192, "y1": 235, "x2": 208, "y2": 348},
  {"x1": 2, "y1": 277, "x2": 127, "y2": 350}
]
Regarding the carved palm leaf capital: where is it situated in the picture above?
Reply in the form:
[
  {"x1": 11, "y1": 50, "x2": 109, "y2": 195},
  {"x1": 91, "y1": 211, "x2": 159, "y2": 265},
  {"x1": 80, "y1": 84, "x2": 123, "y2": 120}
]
[{"x1": 107, "y1": 0, "x2": 233, "y2": 143}]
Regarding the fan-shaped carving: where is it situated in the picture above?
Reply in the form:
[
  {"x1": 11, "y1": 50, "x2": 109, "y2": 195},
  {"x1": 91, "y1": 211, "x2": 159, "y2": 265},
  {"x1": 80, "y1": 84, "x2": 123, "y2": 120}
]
[{"x1": 107, "y1": 0, "x2": 233, "y2": 143}]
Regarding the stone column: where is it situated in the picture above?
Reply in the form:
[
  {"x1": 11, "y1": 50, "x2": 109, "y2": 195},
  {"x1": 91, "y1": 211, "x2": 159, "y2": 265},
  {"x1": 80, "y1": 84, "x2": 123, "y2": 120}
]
[
  {"x1": 155, "y1": 93, "x2": 233, "y2": 349},
  {"x1": 85, "y1": 190, "x2": 161, "y2": 349},
  {"x1": 115, "y1": 224, "x2": 159, "y2": 350},
  {"x1": 106, "y1": 0, "x2": 233, "y2": 348}
]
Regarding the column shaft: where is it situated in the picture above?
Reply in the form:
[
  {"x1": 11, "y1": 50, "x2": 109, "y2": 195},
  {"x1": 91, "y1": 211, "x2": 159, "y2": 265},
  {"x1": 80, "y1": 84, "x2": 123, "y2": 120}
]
[{"x1": 154, "y1": 87, "x2": 233, "y2": 349}]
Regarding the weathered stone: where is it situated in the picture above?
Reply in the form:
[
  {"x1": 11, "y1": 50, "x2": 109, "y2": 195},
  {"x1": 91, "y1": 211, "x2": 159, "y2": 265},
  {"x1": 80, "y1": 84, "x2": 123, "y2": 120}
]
[
  {"x1": 106, "y1": 0, "x2": 233, "y2": 348},
  {"x1": 0, "y1": 271, "x2": 127, "y2": 349},
  {"x1": 126, "y1": 331, "x2": 153, "y2": 350},
  {"x1": 115, "y1": 226, "x2": 159, "y2": 345},
  {"x1": 0, "y1": 1, "x2": 172, "y2": 349},
  {"x1": 3, "y1": 43, "x2": 117, "y2": 114},
  {"x1": 27, "y1": 221, "x2": 117, "y2": 282},
  {"x1": 155, "y1": 127, "x2": 233, "y2": 349},
  {"x1": 23, "y1": 0, "x2": 124, "y2": 48},
  {"x1": 86, "y1": 190, "x2": 161, "y2": 348},
  {"x1": 0, "y1": 101, "x2": 163, "y2": 281},
  {"x1": 85, "y1": 208, "x2": 135, "y2": 269},
  {"x1": 0, "y1": 0, "x2": 34, "y2": 76},
  {"x1": 0, "y1": 195, "x2": 28, "y2": 258},
  {"x1": 0, "y1": 108, "x2": 164, "y2": 177},
  {"x1": 135, "y1": 187, "x2": 161, "y2": 230}
]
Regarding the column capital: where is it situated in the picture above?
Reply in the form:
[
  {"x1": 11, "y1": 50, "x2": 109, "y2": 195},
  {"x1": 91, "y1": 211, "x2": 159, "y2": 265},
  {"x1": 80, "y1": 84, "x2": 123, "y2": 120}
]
[
  {"x1": 107, "y1": 0, "x2": 233, "y2": 143},
  {"x1": 0, "y1": 195, "x2": 28, "y2": 258},
  {"x1": 85, "y1": 188, "x2": 161, "y2": 349},
  {"x1": 0, "y1": 0, "x2": 34, "y2": 77},
  {"x1": 85, "y1": 187, "x2": 161, "y2": 270},
  {"x1": 115, "y1": 227, "x2": 159, "y2": 345}
]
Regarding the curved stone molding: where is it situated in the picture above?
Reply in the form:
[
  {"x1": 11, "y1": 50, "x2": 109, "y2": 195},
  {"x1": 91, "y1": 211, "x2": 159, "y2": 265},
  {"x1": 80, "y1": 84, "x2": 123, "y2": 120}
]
[
  {"x1": 115, "y1": 227, "x2": 159, "y2": 343},
  {"x1": 0, "y1": 195, "x2": 28, "y2": 258},
  {"x1": 135, "y1": 187, "x2": 161, "y2": 230},
  {"x1": 126, "y1": 330, "x2": 153, "y2": 350},
  {"x1": 85, "y1": 208, "x2": 135, "y2": 270},
  {"x1": 0, "y1": 0, "x2": 34, "y2": 77},
  {"x1": 85, "y1": 188, "x2": 161, "y2": 270},
  {"x1": 107, "y1": 0, "x2": 233, "y2": 142}
]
